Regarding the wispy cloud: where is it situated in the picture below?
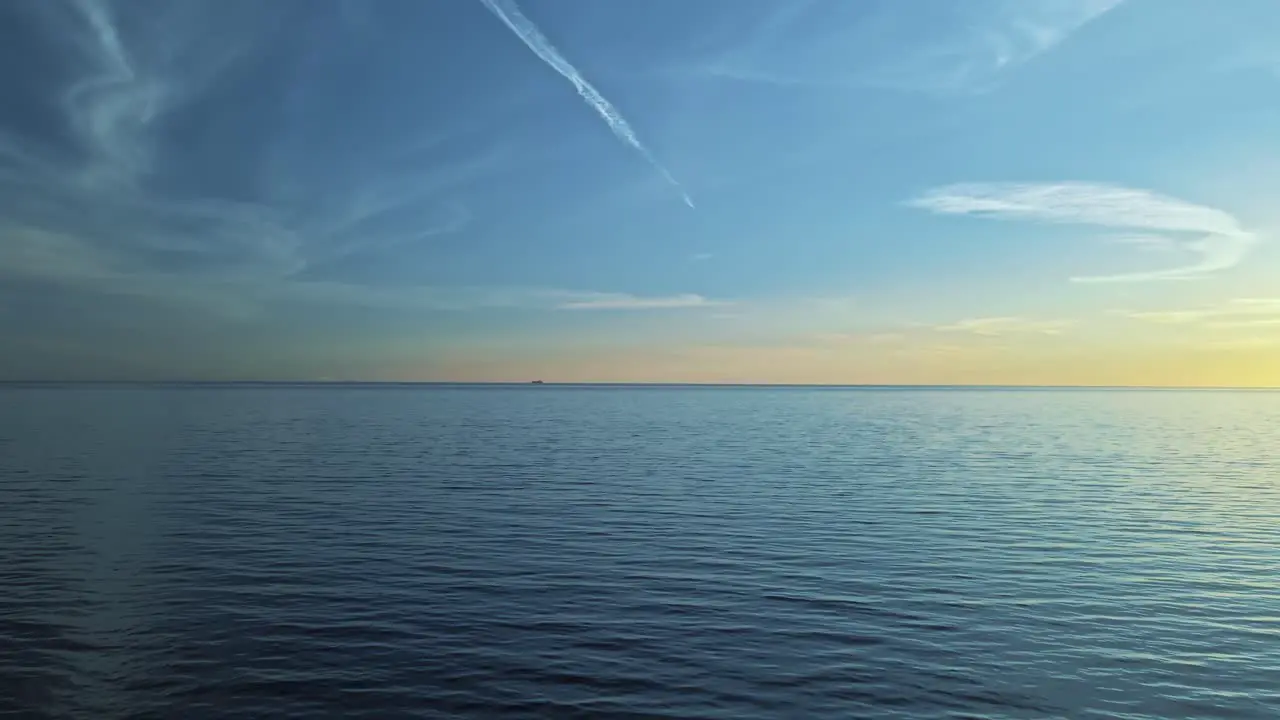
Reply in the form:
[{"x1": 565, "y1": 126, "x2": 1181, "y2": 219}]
[
  {"x1": 3, "y1": 1, "x2": 302, "y2": 281},
  {"x1": 908, "y1": 182, "x2": 1259, "y2": 282},
  {"x1": 305, "y1": 200, "x2": 473, "y2": 269},
  {"x1": 0, "y1": 218, "x2": 725, "y2": 319},
  {"x1": 0, "y1": 0, "x2": 496, "y2": 320},
  {"x1": 1120, "y1": 299, "x2": 1280, "y2": 352},
  {"x1": 555, "y1": 293, "x2": 727, "y2": 311},
  {"x1": 702, "y1": 0, "x2": 1125, "y2": 93},
  {"x1": 58, "y1": 0, "x2": 269, "y2": 189},
  {"x1": 64, "y1": 0, "x2": 164, "y2": 187},
  {"x1": 1123, "y1": 299, "x2": 1280, "y2": 328},
  {"x1": 875, "y1": 0, "x2": 1125, "y2": 93},
  {"x1": 1205, "y1": 336, "x2": 1280, "y2": 350},
  {"x1": 478, "y1": 0, "x2": 694, "y2": 208},
  {"x1": 1104, "y1": 234, "x2": 1181, "y2": 252},
  {"x1": 984, "y1": 1, "x2": 1124, "y2": 66},
  {"x1": 936, "y1": 317, "x2": 1075, "y2": 336}
]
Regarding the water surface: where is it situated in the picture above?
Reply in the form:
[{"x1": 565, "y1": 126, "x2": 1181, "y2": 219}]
[{"x1": 2, "y1": 385, "x2": 1278, "y2": 718}]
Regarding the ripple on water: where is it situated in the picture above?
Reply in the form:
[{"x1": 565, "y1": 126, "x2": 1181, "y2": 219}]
[{"x1": 2, "y1": 385, "x2": 1278, "y2": 719}]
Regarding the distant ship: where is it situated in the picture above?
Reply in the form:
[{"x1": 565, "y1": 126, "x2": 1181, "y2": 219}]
[{"x1": 531, "y1": 380, "x2": 544, "y2": 384}]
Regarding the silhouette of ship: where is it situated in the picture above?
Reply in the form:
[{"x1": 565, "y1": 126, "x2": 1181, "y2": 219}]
[{"x1": 531, "y1": 380, "x2": 544, "y2": 384}]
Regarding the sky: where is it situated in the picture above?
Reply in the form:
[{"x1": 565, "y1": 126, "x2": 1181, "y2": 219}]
[{"x1": 2, "y1": 0, "x2": 1279, "y2": 385}]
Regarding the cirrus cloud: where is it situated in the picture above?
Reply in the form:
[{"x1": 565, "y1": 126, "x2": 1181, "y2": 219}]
[
  {"x1": 701, "y1": 0, "x2": 1126, "y2": 94},
  {"x1": 908, "y1": 182, "x2": 1259, "y2": 282},
  {"x1": 555, "y1": 293, "x2": 728, "y2": 311},
  {"x1": 1122, "y1": 298, "x2": 1280, "y2": 328},
  {"x1": 936, "y1": 316, "x2": 1075, "y2": 336}
]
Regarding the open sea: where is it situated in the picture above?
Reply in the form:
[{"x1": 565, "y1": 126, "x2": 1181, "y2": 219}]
[{"x1": 1, "y1": 384, "x2": 1278, "y2": 719}]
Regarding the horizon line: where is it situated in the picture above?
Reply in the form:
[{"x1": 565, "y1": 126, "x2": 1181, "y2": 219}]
[{"x1": 0, "y1": 380, "x2": 1276, "y2": 391}]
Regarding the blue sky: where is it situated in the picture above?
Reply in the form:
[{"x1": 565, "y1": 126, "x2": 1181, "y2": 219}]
[{"x1": 2, "y1": 0, "x2": 1279, "y2": 383}]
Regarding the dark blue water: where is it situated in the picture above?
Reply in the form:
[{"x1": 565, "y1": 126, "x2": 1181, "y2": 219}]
[{"x1": 2, "y1": 385, "x2": 1278, "y2": 719}]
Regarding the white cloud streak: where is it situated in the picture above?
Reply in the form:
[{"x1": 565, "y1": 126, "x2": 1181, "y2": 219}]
[
  {"x1": 703, "y1": 0, "x2": 1125, "y2": 94},
  {"x1": 556, "y1": 293, "x2": 727, "y2": 311},
  {"x1": 986, "y1": 0, "x2": 1124, "y2": 64},
  {"x1": 2, "y1": 0, "x2": 489, "y2": 296},
  {"x1": 478, "y1": 0, "x2": 694, "y2": 208},
  {"x1": 0, "y1": 219, "x2": 723, "y2": 318},
  {"x1": 64, "y1": 0, "x2": 166, "y2": 187},
  {"x1": 936, "y1": 317, "x2": 1075, "y2": 336},
  {"x1": 1104, "y1": 234, "x2": 1181, "y2": 252},
  {"x1": 60, "y1": 0, "x2": 264, "y2": 189},
  {"x1": 1124, "y1": 298, "x2": 1280, "y2": 328},
  {"x1": 909, "y1": 182, "x2": 1259, "y2": 282},
  {"x1": 0, "y1": 227, "x2": 727, "y2": 318},
  {"x1": 881, "y1": 0, "x2": 1125, "y2": 93}
]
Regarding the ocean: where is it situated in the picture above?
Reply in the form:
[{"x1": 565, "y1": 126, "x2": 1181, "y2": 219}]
[{"x1": 1, "y1": 384, "x2": 1277, "y2": 719}]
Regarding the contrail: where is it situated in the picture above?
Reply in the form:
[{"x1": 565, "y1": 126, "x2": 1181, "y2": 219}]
[{"x1": 478, "y1": 0, "x2": 694, "y2": 208}]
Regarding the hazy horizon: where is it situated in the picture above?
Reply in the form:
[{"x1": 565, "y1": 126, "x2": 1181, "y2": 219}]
[
  {"x1": 3, "y1": 380, "x2": 1277, "y2": 391},
  {"x1": 3, "y1": 1, "x2": 1279, "y2": 385}
]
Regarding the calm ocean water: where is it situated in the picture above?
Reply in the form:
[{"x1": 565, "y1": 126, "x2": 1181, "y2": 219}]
[{"x1": 1, "y1": 385, "x2": 1278, "y2": 719}]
